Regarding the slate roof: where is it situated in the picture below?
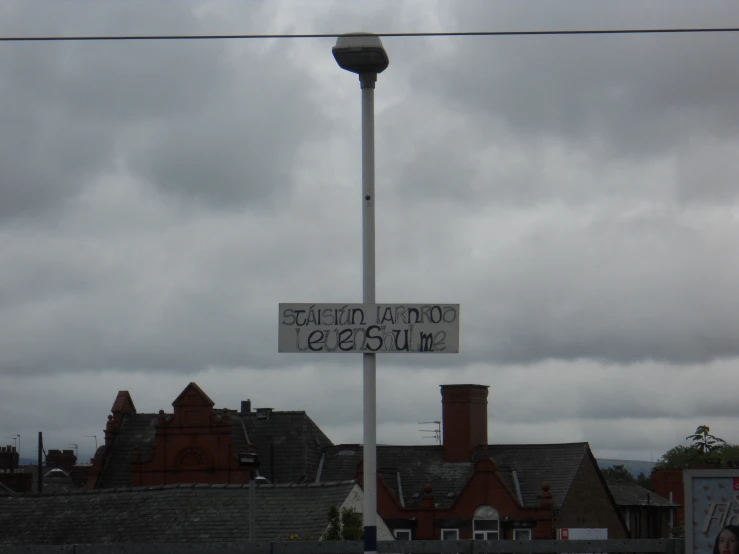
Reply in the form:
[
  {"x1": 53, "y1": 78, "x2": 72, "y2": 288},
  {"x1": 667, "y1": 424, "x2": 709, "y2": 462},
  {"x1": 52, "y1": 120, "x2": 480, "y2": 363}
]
[
  {"x1": 482, "y1": 443, "x2": 591, "y2": 508},
  {"x1": 232, "y1": 410, "x2": 333, "y2": 485},
  {"x1": 320, "y1": 442, "x2": 591, "y2": 509},
  {"x1": 0, "y1": 480, "x2": 357, "y2": 545},
  {"x1": 95, "y1": 413, "x2": 157, "y2": 489},
  {"x1": 607, "y1": 481, "x2": 677, "y2": 507},
  {"x1": 95, "y1": 410, "x2": 332, "y2": 489}
]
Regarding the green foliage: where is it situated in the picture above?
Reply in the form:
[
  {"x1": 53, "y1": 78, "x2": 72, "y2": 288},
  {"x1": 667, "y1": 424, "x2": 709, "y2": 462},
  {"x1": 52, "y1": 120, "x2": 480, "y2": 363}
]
[
  {"x1": 686, "y1": 425, "x2": 727, "y2": 454},
  {"x1": 324, "y1": 505, "x2": 343, "y2": 541},
  {"x1": 654, "y1": 444, "x2": 706, "y2": 470},
  {"x1": 341, "y1": 507, "x2": 364, "y2": 541},
  {"x1": 636, "y1": 472, "x2": 653, "y2": 490},
  {"x1": 324, "y1": 504, "x2": 365, "y2": 541},
  {"x1": 601, "y1": 464, "x2": 638, "y2": 483},
  {"x1": 601, "y1": 464, "x2": 655, "y2": 490},
  {"x1": 654, "y1": 426, "x2": 739, "y2": 470}
]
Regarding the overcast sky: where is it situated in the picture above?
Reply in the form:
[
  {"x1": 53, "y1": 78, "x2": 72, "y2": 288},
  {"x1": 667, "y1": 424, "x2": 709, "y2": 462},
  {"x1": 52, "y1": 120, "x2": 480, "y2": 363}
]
[{"x1": 1, "y1": 0, "x2": 739, "y2": 465}]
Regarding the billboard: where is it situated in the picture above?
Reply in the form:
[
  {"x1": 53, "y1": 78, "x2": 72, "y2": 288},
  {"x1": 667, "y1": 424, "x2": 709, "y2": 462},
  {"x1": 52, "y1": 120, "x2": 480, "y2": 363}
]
[
  {"x1": 685, "y1": 469, "x2": 739, "y2": 554},
  {"x1": 278, "y1": 303, "x2": 459, "y2": 353}
]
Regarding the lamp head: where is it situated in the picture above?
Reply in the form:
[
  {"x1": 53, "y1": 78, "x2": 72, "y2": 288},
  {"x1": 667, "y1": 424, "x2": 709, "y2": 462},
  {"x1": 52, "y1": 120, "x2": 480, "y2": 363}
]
[{"x1": 332, "y1": 32, "x2": 389, "y2": 75}]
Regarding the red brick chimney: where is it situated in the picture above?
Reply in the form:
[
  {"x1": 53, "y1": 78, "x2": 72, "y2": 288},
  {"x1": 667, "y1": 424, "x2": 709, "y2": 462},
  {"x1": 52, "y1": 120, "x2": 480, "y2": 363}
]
[{"x1": 440, "y1": 384, "x2": 489, "y2": 462}]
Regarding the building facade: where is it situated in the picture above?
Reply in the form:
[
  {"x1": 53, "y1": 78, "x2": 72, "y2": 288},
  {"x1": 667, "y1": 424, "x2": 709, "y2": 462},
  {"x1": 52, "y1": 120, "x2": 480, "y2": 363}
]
[{"x1": 87, "y1": 382, "x2": 628, "y2": 541}]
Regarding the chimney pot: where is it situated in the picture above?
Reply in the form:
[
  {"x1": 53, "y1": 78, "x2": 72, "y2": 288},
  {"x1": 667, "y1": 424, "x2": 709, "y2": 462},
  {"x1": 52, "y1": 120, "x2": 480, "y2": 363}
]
[{"x1": 241, "y1": 399, "x2": 252, "y2": 414}]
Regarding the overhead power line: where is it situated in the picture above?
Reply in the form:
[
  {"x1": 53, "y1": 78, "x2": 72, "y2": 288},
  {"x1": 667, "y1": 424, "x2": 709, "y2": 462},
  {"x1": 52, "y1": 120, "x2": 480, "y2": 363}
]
[{"x1": 1, "y1": 27, "x2": 739, "y2": 42}]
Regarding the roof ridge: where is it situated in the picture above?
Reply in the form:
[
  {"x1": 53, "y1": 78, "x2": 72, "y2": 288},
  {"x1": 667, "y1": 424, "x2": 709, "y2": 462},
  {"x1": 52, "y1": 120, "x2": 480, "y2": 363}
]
[
  {"x1": 2, "y1": 479, "x2": 358, "y2": 497},
  {"x1": 240, "y1": 410, "x2": 307, "y2": 416}
]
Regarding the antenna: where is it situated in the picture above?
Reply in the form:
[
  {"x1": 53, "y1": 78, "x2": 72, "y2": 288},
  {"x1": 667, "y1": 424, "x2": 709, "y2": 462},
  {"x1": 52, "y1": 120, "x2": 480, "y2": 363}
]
[
  {"x1": 418, "y1": 421, "x2": 441, "y2": 445},
  {"x1": 85, "y1": 435, "x2": 98, "y2": 452},
  {"x1": 68, "y1": 443, "x2": 79, "y2": 458}
]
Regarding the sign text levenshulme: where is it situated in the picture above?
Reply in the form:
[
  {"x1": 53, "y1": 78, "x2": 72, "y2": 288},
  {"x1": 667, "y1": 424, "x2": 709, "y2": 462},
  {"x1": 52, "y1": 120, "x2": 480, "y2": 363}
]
[{"x1": 278, "y1": 303, "x2": 459, "y2": 353}]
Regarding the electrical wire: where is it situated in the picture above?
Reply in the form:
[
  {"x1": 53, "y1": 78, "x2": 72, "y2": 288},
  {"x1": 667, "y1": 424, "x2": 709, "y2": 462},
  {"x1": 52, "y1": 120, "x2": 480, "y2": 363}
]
[{"x1": 1, "y1": 27, "x2": 739, "y2": 42}]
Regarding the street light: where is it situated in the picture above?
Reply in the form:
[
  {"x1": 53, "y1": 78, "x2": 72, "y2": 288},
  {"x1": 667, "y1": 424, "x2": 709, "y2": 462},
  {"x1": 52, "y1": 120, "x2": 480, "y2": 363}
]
[
  {"x1": 332, "y1": 33, "x2": 390, "y2": 76},
  {"x1": 332, "y1": 32, "x2": 389, "y2": 554}
]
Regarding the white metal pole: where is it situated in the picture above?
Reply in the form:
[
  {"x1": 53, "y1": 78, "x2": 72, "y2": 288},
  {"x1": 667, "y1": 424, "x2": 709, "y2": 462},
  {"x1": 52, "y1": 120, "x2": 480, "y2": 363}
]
[
  {"x1": 249, "y1": 474, "x2": 256, "y2": 541},
  {"x1": 360, "y1": 71, "x2": 377, "y2": 554}
]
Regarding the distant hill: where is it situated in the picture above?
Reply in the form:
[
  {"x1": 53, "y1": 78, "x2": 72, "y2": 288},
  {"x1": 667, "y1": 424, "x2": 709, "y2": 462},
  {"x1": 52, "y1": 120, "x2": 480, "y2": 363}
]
[{"x1": 597, "y1": 458, "x2": 655, "y2": 477}]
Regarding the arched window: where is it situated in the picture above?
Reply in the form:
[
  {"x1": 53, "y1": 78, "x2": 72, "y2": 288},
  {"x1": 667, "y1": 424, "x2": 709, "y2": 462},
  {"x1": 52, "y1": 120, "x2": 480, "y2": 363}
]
[{"x1": 473, "y1": 505, "x2": 499, "y2": 540}]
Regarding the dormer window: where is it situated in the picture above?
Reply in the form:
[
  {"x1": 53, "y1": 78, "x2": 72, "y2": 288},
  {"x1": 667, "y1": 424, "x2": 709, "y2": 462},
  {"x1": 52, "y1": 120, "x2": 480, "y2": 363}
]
[{"x1": 473, "y1": 505, "x2": 499, "y2": 540}]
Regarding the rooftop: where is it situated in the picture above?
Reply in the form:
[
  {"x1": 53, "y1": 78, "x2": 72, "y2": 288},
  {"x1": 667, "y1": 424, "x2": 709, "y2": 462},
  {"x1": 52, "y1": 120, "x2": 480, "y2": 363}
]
[
  {"x1": 320, "y1": 442, "x2": 590, "y2": 509},
  {"x1": 0, "y1": 480, "x2": 357, "y2": 544}
]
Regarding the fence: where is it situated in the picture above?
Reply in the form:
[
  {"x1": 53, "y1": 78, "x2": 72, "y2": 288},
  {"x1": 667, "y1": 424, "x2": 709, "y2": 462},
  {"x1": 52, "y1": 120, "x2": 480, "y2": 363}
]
[{"x1": 0, "y1": 539, "x2": 684, "y2": 554}]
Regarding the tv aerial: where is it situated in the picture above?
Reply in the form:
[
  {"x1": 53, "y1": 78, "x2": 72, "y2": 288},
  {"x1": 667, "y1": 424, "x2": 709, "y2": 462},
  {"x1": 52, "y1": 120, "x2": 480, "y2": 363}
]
[{"x1": 418, "y1": 421, "x2": 441, "y2": 445}]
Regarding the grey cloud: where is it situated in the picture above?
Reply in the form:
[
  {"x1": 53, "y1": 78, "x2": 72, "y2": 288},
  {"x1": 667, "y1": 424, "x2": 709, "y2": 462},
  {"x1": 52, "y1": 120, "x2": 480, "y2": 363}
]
[
  {"x1": 369, "y1": 201, "x2": 739, "y2": 366},
  {"x1": 2, "y1": 0, "x2": 739, "y2": 464},
  {"x1": 0, "y1": 1, "x2": 322, "y2": 220},
  {"x1": 371, "y1": 1, "x2": 739, "y2": 206}
]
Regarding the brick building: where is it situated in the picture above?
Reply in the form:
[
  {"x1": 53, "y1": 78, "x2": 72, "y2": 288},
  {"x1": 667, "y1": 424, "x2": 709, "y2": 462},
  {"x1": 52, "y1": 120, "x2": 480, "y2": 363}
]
[
  {"x1": 88, "y1": 382, "x2": 332, "y2": 489},
  {"x1": 86, "y1": 381, "x2": 628, "y2": 541},
  {"x1": 651, "y1": 470, "x2": 686, "y2": 530},
  {"x1": 320, "y1": 384, "x2": 628, "y2": 540}
]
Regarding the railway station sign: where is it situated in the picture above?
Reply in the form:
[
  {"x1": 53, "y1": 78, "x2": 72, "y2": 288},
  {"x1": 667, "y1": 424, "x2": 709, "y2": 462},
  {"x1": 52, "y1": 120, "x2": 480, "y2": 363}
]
[{"x1": 278, "y1": 303, "x2": 459, "y2": 353}]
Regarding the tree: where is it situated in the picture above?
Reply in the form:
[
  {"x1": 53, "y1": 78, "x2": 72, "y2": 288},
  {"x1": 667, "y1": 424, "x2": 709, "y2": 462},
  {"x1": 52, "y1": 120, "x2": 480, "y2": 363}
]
[
  {"x1": 340, "y1": 507, "x2": 364, "y2": 541},
  {"x1": 686, "y1": 425, "x2": 727, "y2": 454},
  {"x1": 654, "y1": 425, "x2": 739, "y2": 470},
  {"x1": 324, "y1": 505, "x2": 343, "y2": 541},
  {"x1": 636, "y1": 472, "x2": 653, "y2": 490},
  {"x1": 324, "y1": 504, "x2": 364, "y2": 541},
  {"x1": 601, "y1": 464, "x2": 638, "y2": 483}
]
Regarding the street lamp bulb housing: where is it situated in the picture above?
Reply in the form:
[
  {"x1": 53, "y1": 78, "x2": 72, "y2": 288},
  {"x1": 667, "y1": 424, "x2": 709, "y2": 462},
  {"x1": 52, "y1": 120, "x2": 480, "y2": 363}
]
[{"x1": 332, "y1": 33, "x2": 389, "y2": 75}]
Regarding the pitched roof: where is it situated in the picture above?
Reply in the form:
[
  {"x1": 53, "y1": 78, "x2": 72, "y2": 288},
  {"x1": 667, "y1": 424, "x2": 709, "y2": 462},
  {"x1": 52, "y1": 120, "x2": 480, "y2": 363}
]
[
  {"x1": 172, "y1": 382, "x2": 215, "y2": 408},
  {"x1": 320, "y1": 442, "x2": 590, "y2": 509},
  {"x1": 95, "y1": 413, "x2": 157, "y2": 489},
  {"x1": 234, "y1": 410, "x2": 333, "y2": 485},
  {"x1": 111, "y1": 390, "x2": 136, "y2": 414},
  {"x1": 0, "y1": 481, "x2": 357, "y2": 545},
  {"x1": 95, "y1": 410, "x2": 332, "y2": 489},
  {"x1": 607, "y1": 481, "x2": 677, "y2": 507},
  {"x1": 482, "y1": 443, "x2": 590, "y2": 508}
]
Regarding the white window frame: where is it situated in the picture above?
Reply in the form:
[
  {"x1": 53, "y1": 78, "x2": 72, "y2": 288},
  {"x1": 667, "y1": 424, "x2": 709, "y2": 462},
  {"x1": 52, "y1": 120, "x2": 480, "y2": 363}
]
[
  {"x1": 441, "y1": 528, "x2": 459, "y2": 540},
  {"x1": 513, "y1": 529, "x2": 532, "y2": 540},
  {"x1": 473, "y1": 505, "x2": 500, "y2": 540},
  {"x1": 394, "y1": 529, "x2": 412, "y2": 541}
]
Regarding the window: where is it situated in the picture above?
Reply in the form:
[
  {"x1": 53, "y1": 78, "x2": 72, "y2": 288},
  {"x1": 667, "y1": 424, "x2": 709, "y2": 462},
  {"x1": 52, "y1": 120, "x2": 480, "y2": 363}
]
[
  {"x1": 473, "y1": 505, "x2": 500, "y2": 540},
  {"x1": 395, "y1": 529, "x2": 411, "y2": 541},
  {"x1": 513, "y1": 529, "x2": 532, "y2": 540},
  {"x1": 441, "y1": 529, "x2": 459, "y2": 540}
]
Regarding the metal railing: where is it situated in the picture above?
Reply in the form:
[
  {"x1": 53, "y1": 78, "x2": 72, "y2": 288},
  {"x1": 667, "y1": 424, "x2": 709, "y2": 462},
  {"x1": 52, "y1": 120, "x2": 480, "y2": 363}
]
[{"x1": 0, "y1": 539, "x2": 684, "y2": 554}]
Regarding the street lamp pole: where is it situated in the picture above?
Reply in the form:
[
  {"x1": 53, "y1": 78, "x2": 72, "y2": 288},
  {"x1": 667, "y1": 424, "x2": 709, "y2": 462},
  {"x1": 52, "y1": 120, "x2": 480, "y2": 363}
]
[
  {"x1": 333, "y1": 33, "x2": 389, "y2": 554},
  {"x1": 361, "y1": 71, "x2": 378, "y2": 554}
]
